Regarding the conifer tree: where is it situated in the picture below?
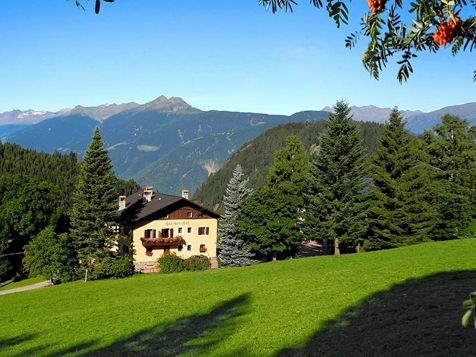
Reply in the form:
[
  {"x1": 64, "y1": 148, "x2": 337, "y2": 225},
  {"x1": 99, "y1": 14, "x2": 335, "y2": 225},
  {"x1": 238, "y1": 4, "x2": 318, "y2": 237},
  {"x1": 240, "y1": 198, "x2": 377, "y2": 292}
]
[
  {"x1": 366, "y1": 108, "x2": 436, "y2": 250},
  {"x1": 70, "y1": 127, "x2": 119, "y2": 278},
  {"x1": 303, "y1": 100, "x2": 369, "y2": 254},
  {"x1": 422, "y1": 114, "x2": 476, "y2": 240},
  {"x1": 237, "y1": 135, "x2": 308, "y2": 260},
  {"x1": 218, "y1": 165, "x2": 255, "y2": 267}
]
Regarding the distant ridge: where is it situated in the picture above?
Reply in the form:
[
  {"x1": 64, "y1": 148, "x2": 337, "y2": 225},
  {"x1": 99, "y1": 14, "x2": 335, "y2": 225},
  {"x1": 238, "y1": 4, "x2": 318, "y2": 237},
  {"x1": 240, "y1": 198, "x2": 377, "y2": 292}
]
[
  {"x1": 0, "y1": 108, "x2": 70, "y2": 125},
  {"x1": 66, "y1": 102, "x2": 140, "y2": 121},
  {"x1": 3, "y1": 96, "x2": 476, "y2": 195},
  {"x1": 321, "y1": 105, "x2": 423, "y2": 123}
]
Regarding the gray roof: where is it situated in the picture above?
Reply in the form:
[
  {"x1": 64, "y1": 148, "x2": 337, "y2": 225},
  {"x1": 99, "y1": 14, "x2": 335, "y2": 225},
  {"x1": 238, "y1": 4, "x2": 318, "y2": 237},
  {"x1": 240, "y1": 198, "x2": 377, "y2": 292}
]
[{"x1": 120, "y1": 191, "x2": 219, "y2": 222}]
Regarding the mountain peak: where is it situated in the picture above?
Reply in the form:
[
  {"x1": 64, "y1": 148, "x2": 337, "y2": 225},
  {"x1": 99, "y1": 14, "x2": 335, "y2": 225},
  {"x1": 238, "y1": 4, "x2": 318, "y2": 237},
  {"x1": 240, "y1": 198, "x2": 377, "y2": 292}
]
[{"x1": 141, "y1": 96, "x2": 201, "y2": 114}]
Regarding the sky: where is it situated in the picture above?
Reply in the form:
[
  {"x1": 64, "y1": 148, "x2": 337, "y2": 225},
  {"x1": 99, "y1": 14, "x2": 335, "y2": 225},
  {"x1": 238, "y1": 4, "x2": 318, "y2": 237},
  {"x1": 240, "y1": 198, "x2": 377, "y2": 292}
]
[{"x1": 2, "y1": 0, "x2": 475, "y2": 115}]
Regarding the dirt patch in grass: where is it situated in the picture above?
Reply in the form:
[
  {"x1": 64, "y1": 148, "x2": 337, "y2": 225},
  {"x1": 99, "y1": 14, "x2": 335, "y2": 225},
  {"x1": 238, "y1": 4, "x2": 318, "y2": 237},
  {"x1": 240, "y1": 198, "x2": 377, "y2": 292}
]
[{"x1": 276, "y1": 270, "x2": 476, "y2": 357}]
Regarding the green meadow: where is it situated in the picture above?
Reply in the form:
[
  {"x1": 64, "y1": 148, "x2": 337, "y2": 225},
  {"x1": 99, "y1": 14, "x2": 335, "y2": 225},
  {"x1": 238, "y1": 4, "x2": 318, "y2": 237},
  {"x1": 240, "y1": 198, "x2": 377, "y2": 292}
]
[{"x1": 2, "y1": 239, "x2": 476, "y2": 356}]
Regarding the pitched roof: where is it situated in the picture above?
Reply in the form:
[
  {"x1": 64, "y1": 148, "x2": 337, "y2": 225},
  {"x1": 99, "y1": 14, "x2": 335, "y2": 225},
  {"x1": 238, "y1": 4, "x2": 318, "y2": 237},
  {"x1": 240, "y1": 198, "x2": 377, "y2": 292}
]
[{"x1": 120, "y1": 191, "x2": 219, "y2": 222}]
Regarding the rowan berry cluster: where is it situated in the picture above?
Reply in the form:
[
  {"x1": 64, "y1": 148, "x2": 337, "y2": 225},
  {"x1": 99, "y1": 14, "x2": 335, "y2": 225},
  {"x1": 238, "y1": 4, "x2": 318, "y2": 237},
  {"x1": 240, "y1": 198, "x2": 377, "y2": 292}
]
[
  {"x1": 366, "y1": 0, "x2": 386, "y2": 13},
  {"x1": 434, "y1": 18, "x2": 462, "y2": 46}
]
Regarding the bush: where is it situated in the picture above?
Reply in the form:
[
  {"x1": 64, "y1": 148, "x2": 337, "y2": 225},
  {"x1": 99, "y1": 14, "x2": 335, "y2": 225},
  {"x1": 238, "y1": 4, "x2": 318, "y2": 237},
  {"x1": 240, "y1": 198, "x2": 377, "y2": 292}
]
[
  {"x1": 157, "y1": 253, "x2": 183, "y2": 273},
  {"x1": 460, "y1": 219, "x2": 476, "y2": 238},
  {"x1": 183, "y1": 255, "x2": 211, "y2": 271},
  {"x1": 92, "y1": 256, "x2": 134, "y2": 280}
]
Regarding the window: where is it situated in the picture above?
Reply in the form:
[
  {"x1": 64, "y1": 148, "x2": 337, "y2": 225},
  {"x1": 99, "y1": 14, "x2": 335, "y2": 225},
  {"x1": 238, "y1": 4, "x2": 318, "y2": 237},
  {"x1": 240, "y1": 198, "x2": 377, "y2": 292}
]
[
  {"x1": 187, "y1": 227, "x2": 192, "y2": 234},
  {"x1": 161, "y1": 228, "x2": 174, "y2": 238},
  {"x1": 198, "y1": 227, "x2": 209, "y2": 235},
  {"x1": 187, "y1": 211, "x2": 193, "y2": 218},
  {"x1": 199, "y1": 244, "x2": 207, "y2": 253},
  {"x1": 178, "y1": 227, "x2": 183, "y2": 234},
  {"x1": 144, "y1": 229, "x2": 156, "y2": 239},
  {"x1": 178, "y1": 245, "x2": 183, "y2": 252},
  {"x1": 187, "y1": 245, "x2": 192, "y2": 251}
]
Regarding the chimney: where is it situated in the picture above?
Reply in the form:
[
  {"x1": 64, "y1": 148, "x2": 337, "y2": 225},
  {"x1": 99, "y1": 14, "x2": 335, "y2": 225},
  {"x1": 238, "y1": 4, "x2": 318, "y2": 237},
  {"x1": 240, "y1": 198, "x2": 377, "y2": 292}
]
[
  {"x1": 143, "y1": 186, "x2": 153, "y2": 202},
  {"x1": 182, "y1": 189, "x2": 189, "y2": 199},
  {"x1": 118, "y1": 195, "x2": 126, "y2": 210}
]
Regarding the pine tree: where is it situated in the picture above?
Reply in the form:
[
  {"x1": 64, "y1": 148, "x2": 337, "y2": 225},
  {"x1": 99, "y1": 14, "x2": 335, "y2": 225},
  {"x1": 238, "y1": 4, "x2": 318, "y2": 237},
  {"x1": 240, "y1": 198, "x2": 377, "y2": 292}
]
[
  {"x1": 303, "y1": 100, "x2": 369, "y2": 254},
  {"x1": 218, "y1": 165, "x2": 255, "y2": 267},
  {"x1": 237, "y1": 135, "x2": 308, "y2": 260},
  {"x1": 70, "y1": 127, "x2": 119, "y2": 278},
  {"x1": 366, "y1": 108, "x2": 436, "y2": 250},
  {"x1": 422, "y1": 114, "x2": 476, "y2": 240}
]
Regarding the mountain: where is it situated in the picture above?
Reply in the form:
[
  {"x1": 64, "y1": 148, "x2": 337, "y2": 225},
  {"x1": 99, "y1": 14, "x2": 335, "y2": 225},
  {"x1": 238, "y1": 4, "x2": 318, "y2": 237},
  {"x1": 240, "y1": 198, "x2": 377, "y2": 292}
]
[
  {"x1": 321, "y1": 105, "x2": 423, "y2": 123},
  {"x1": 0, "y1": 108, "x2": 70, "y2": 125},
  {"x1": 5, "y1": 96, "x2": 329, "y2": 195},
  {"x1": 99, "y1": 108, "x2": 329, "y2": 194},
  {"x1": 66, "y1": 102, "x2": 140, "y2": 121},
  {"x1": 9, "y1": 114, "x2": 99, "y2": 154},
  {"x1": 0, "y1": 125, "x2": 30, "y2": 141},
  {"x1": 3, "y1": 97, "x2": 476, "y2": 196},
  {"x1": 129, "y1": 95, "x2": 201, "y2": 114},
  {"x1": 192, "y1": 120, "x2": 384, "y2": 211},
  {"x1": 404, "y1": 102, "x2": 476, "y2": 133}
]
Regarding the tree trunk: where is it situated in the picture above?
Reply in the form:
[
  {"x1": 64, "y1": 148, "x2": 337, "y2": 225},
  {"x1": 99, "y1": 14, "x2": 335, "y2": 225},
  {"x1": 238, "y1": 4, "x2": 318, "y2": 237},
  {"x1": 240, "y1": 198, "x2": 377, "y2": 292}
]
[{"x1": 334, "y1": 238, "x2": 340, "y2": 255}]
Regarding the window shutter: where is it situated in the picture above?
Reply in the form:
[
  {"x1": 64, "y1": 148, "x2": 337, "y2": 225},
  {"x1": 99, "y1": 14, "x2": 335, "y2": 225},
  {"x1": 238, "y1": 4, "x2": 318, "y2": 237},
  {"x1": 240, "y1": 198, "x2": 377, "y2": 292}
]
[
  {"x1": 206, "y1": 227, "x2": 209, "y2": 235},
  {"x1": 144, "y1": 230, "x2": 148, "y2": 238},
  {"x1": 153, "y1": 229, "x2": 156, "y2": 238},
  {"x1": 171, "y1": 228, "x2": 174, "y2": 237}
]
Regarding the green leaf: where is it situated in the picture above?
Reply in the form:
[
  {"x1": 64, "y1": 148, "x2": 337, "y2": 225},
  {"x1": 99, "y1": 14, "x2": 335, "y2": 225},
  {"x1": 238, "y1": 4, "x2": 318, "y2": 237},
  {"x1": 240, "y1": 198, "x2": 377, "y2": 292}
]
[
  {"x1": 463, "y1": 299, "x2": 475, "y2": 308},
  {"x1": 462, "y1": 308, "x2": 472, "y2": 327}
]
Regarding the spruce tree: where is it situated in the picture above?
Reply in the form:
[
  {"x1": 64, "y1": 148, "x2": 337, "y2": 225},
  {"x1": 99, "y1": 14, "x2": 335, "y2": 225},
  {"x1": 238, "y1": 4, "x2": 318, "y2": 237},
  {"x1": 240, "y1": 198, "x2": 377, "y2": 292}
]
[
  {"x1": 70, "y1": 127, "x2": 119, "y2": 278},
  {"x1": 303, "y1": 100, "x2": 369, "y2": 254},
  {"x1": 366, "y1": 108, "x2": 436, "y2": 250},
  {"x1": 218, "y1": 164, "x2": 255, "y2": 267},
  {"x1": 237, "y1": 135, "x2": 308, "y2": 260},
  {"x1": 422, "y1": 114, "x2": 476, "y2": 240}
]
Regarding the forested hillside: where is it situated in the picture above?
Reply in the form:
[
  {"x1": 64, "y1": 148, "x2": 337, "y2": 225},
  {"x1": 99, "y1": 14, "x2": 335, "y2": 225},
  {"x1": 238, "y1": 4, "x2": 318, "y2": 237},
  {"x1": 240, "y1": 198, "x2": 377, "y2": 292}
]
[
  {"x1": 0, "y1": 142, "x2": 140, "y2": 209},
  {"x1": 192, "y1": 120, "x2": 383, "y2": 211},
  {"x1": 0, "y1": 140, "x2": 141, "y2": 280}
]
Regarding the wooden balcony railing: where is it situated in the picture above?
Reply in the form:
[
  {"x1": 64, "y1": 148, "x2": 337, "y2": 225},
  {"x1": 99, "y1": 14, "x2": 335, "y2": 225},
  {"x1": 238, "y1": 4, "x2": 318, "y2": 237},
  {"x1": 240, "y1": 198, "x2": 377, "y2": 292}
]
[{"x1": 140, "y1": 235, "x2": 185, "y2": 248}]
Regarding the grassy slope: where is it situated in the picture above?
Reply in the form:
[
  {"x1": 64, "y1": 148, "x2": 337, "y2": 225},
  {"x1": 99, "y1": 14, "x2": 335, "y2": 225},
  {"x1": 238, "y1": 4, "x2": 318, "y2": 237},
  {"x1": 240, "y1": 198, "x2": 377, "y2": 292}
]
[
  {"x1": 0, "y1": 276, "x2": 45, "y2": 291},
  {"x1": 1, "y1": 239, "x2": 476, "y2": 356}
]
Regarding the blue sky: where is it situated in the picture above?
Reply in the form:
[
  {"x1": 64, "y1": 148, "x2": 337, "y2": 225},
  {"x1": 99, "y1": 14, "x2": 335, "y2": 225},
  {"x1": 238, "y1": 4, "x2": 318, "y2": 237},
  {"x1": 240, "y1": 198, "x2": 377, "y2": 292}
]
[{"x1": 2, "y1": 0, "x2": 475, "y2": 115}]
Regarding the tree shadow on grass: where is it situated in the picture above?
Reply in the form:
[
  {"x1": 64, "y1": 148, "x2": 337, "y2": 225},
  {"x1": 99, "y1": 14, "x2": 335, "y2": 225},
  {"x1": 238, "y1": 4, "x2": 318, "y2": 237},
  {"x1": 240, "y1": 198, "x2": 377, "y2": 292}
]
[
  {"x1": 48, "y1": 293, "x2": 251, "y2": 357},
  {"x1": 276, "y1": 270, "x2": 476, "y2": 357},
  {"x1": 0, "y1": 334, "x2": 37, "y2": 350}
]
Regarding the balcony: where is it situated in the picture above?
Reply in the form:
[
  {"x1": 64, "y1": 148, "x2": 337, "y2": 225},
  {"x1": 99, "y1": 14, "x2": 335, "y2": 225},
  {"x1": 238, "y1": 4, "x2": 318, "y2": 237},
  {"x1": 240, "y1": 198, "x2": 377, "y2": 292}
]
[{"x1": 140, "y1": 235, "x2": 185, "y2": 248}]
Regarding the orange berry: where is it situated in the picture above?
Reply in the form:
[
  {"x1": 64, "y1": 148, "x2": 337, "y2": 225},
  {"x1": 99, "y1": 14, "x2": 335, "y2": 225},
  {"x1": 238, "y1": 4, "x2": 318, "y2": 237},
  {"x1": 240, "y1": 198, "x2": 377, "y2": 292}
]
[
  {"x1": 366, "y1": 0, "x2": 386, "y2": 13},
  {"x1": 434, "y1": 18, "x2": 462, "y2": 46}
]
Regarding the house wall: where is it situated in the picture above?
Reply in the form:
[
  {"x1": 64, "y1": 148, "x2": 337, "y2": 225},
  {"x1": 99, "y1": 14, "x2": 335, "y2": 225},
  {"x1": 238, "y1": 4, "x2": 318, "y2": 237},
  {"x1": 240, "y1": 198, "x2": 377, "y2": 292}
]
[{"x1": 132, "y1": 217, "x2": 218, "y2": 272}]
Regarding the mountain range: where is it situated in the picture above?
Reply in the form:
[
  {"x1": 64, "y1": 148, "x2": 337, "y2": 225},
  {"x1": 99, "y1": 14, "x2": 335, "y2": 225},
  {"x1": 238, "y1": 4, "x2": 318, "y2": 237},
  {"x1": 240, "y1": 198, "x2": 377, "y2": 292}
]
[{"x1": 2, "y1": 96, "x2": 476, "y2": 195}]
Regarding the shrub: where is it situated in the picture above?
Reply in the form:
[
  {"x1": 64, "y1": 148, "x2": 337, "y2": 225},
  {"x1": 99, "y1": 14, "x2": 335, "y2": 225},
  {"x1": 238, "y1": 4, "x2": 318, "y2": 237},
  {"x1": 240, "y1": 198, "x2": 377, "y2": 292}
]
[
  {"x1": 460, "y1": 219, "x2": 476, "y2": 238},
  {"x1": 91, "y1": 256, "x2": 134, "y2": 280},
  {"x1": 183, "y1": 255, "x2": 211, "y2": 271},
  {"x1": 157, "y1": 253, "x2": 183, "y2": 273}
]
